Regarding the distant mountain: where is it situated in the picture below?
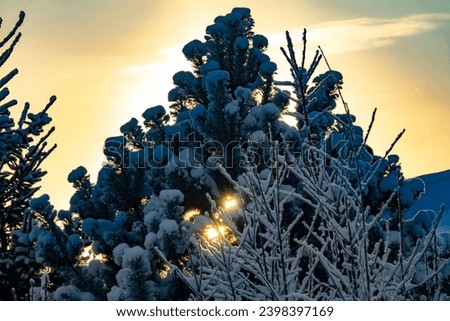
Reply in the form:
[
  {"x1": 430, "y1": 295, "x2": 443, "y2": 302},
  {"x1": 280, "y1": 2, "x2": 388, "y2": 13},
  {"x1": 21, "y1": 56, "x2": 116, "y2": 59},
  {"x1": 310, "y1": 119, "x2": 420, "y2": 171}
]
[{"x1": 407, "y1": 169, "x2": 450, "y2": 231}]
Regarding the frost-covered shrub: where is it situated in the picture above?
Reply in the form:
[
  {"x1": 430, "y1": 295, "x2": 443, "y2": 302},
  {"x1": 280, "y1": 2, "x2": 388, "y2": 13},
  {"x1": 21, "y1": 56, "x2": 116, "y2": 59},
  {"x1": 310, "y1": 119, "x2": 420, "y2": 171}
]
[
  {"x1": 182, "y1": 29, "x2": 448, "y2": 301},
  {"x1": 188, "y1": 138, "x2": 448, "y2": 300}
]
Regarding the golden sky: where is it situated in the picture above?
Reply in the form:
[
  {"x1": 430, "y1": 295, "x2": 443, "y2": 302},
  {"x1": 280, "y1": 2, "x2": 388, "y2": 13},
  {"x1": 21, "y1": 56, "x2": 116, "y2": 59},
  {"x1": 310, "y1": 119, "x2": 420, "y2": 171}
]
[{"x1": 1, "y1": 0, "x2": 450, "y2": 209}]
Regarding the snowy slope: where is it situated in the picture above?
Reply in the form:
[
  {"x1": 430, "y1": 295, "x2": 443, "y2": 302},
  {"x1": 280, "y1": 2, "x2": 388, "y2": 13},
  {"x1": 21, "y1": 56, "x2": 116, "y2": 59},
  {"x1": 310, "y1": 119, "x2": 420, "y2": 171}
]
[{"x1": 407, "y1": 169, "x2": 450, "y2": 230}]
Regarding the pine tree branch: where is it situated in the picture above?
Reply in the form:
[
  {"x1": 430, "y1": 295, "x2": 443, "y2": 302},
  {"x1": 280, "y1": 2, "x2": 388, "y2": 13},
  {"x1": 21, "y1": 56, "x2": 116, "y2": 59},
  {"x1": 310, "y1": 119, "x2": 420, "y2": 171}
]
[{"x1": 0, "y1": 11, "x2": 25, "y2": 48}]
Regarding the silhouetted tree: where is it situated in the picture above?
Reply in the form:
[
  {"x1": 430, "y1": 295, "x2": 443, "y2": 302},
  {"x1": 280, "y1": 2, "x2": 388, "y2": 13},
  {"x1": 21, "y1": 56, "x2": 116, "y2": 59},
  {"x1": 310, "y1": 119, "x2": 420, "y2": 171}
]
[{"x1": 0, "y1": 11, "x2": 57, "y2": 300}]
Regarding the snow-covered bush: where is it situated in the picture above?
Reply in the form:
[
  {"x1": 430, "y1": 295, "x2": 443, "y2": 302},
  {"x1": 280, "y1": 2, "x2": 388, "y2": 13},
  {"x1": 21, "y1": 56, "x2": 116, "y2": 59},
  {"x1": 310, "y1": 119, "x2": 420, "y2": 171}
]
[
  {"x1": 184, "y1": 30, "x2": 449, "y2": 301},
  {"x1": 189, "y1": 150, "x2": 448, "y2": 300}
]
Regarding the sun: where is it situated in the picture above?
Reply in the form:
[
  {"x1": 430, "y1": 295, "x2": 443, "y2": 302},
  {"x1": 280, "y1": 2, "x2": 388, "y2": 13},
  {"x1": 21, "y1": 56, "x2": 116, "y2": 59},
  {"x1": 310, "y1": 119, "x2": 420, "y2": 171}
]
[
  {"x1": 223, "y1": 195, "x2": 238, "y2": 210},
  {"x1": 203, "y1": 224, "x2": 237, "y2": 244},
  {"x1": 204, "y1": 226, "x2": 221, "y2": 240},
  {"x1": 204, "y1": 224, "x2": 228, "y2": 241}
]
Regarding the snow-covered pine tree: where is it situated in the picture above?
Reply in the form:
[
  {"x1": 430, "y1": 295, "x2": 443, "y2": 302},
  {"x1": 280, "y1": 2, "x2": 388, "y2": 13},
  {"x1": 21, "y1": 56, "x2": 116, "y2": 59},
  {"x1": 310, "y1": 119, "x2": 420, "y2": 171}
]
[
  {"x1": 63, "y1": 115, "x2": 193, "y2": 299},
  {"x1": 56, "y1": 7, "x2": 288, "y2": 300},
  {"x1": 170, "y1": 7, "x2": 289, "y2": 191},
  {"x1": 0, "y1": 11, "x2": 57, "y2": 300},
  {"x1": 27, "y1": 7, "x2": 445, "y2": 301},
  {"x1": 10, "y1": 194, "x2": 89, "y2": 300}
]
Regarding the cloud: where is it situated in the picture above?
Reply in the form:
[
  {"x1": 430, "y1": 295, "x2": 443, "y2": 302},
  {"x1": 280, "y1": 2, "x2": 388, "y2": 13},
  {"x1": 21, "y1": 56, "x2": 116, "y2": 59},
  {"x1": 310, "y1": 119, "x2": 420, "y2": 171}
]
[
  {"x1": 121, "y1": 46, "x2": 189, "y2": 75},
  {"x1": 122, "y1": 13, "x2": 450, "y2": 74},
  {"x1": 267, "y1": 13, "x2": 450, "y2": 54}
]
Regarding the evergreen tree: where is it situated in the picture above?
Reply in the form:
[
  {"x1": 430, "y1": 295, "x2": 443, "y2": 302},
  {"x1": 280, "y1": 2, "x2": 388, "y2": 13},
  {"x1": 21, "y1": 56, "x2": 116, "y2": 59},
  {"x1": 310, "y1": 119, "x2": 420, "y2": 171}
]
[
  {"x1": 63, "y1": 7, "x2": 434, "y2": 301},
  {"x1": 0, "y1": 12, "x2": 57, "y2": 300}
]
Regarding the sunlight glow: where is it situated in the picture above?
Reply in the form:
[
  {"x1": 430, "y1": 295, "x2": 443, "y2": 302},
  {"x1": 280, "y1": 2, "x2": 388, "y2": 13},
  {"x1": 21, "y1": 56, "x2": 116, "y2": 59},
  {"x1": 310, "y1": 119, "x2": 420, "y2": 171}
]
[
  {"x1": 223, "y1": 195, "x2": 238, "y2": 210},
  {"x1": 159, "y1": 264, "x2": 171, "y2": 279},
  {"x1": 203, "y1": 224, "x2": 237, "y2": 244},
  {"x1": 38, "y1": 266, "x2": 52, "y2": 275},
  {"x1": 204, "y1": 224, "x2": 229, "y2": 241},
  {"x1": 183, "y1": 208, "x2": 201, "y2": 221},
  {"x1": 55, "y1": 219, "x2": 65, "y2": 230},
  {"x1": 77, "y1": 244, "x2": 107, "y2": 266}
]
